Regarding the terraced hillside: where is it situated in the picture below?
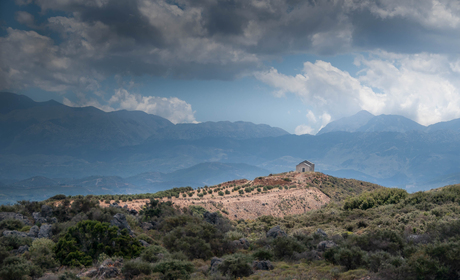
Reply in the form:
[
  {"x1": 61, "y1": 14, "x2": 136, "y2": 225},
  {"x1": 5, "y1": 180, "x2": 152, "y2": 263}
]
[{"x1": 98, "y1": 172, "x2": 383, "y2": 220}]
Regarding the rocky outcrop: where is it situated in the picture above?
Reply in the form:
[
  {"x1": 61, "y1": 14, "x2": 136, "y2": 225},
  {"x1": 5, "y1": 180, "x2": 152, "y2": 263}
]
[
  {"x1": 253, "y1": 260, "x2": 274, "y2": 270},
  {"x1": 32, "y1": 205, "x2": 57, "y2": 225},
  {"x1": 266, "y1": 225, "x2": 287, "y2": 238},
  {"x1": 17, "y1": 245, "x2": 29, "y2": 254},
  {"x1": 139, "y1": 240, "x2": 149, "y2": 247},
  {"x1": 3, "y1": 230, "x2": 29, "y2": 238},
  {"x1": 77, "y1": 259, "x2": 123, "y2": 279},
  {"x1": 316, "y1": 228, "x2": 328, "y2": 238},
  {"x1": 210, "y1": 257, "x2": 223, "y2": 274},
  {"x1": 0, "y1": 212, "x2": 31, "y2": 225},
  {"x1": 231, "y1": 238, "x2": 250, "y2": 250},
  {"x1": 317, "y1": 240, "x2": 337, "y2": 252},
  {"x1": 141, "y1": 222, "x2": 155, "y2": 231},
  {"x1": 109, "y1": 203, "x2": 122, "y2": 209},
  {"x1": 41, "y1": 205, "x2": 53, "y2": 218},
  {"x1": 28, "y1": 225, "x2": 40, "y2": 238},
  {"x1": 110, "y1": 213, "x2": 133, "y2": 235},
  {"x1": 38, "y1": 224, "x2": 53, "y2": 239}
]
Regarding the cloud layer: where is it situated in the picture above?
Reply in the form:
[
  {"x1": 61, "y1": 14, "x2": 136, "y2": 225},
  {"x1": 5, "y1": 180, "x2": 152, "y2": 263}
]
[
  {"x1": 1, "y1": 0, "x2": 460, "y2": 129},
  {"x1": 2, "y1": 0, "x2": 460, "y2": 89},
  {"x1": 257, "y1": 52, "x2": 460, "y2": 133}
]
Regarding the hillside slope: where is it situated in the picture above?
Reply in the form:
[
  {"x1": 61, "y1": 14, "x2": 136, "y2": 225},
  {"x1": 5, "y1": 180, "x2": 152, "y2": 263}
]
[{"x1": 100, "y1": 172, "x2": 382, "y2": 220}]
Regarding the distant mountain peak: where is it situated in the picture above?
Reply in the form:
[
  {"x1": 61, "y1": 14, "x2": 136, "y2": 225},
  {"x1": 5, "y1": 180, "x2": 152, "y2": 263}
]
[{"x1": 318, "y1": 110, "x2": 375, "y2": 135}]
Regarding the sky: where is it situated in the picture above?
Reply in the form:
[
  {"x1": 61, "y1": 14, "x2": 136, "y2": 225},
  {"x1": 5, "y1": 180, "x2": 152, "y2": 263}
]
[{"x1": 1, "y1": 0, "x2": 460, "y2": 134}]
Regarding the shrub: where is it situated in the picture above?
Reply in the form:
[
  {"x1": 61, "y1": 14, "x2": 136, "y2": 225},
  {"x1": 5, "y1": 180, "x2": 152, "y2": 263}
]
[
  {"x1": 218, "y1": 191, "x2": 224, "y2": 196},
  {"x1": 325, "y1": 246, "x2": 367, "y2": 270},
  {"x1": 0, "y1": 256, "x2": 42, "y2": 280},
  {"x1": 225, "y1": 190, "x2": 230, "y2": 195},
  {"x1": 0, "y1": 219, "x2": 24, "y2": 230},
  {"x1": 122, "y1": 259, "x2": 153, "y2": 279},
  {"x1": 29, "y1": 238, "x2": 58, "y2": 269},
  {"x1": 55, "y1": 220, "x2": 142, "y2": 266},
  {"x1": 252, "y1": 248, "x2": 274, "y2": 261},
  {"x1": 272, "y1": 236, "x2": 305, "y2": 260},
  {"x1": 152, "y1": 259, "x2": 194, "y2": 280},
  {"x1": 1, "y1": 235, "x2": 33, "y2": 250},
  {"x1": 141, "y1": 245, "x2": 170, "y2": 263},
  {"x1": 218, "y1": 253, "x2": 253, "y2": 278},
  {"x1": 225, "y1": 231, "x2": 244, "y2": 241}
]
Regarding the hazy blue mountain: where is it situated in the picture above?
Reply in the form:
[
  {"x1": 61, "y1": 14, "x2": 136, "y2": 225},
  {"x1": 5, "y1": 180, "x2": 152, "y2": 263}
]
[
  {"x1": 12, "y1": 176, "x2": 59, "y2": 188},
  {"x1": 426, "y1": 118, "x2": 460, "y2": 132},
  {"x1": 0, "y1": 92, "x2": 288, "y2": 155},
  {"x1": 318, "y1": 111, "x2": 426, "y2": 134},
  {"x1": 0, "y1": 162, "x2": 270, "y2": 204},
  {"x1": 318, "y1": 110, "x2": 374, "y2": 134},
  {"x1": 0, "y1": 92, "x2": 174, "y2": 153},
  {"x1": 357, "y1": 114, "x2": 426, "y2": 133},
  {"x1": 2, "y1": 92, "x2": 460, "y2": 195},
  {"x1": 147, "y1": 121, "x2": 288, "y2": 141}
]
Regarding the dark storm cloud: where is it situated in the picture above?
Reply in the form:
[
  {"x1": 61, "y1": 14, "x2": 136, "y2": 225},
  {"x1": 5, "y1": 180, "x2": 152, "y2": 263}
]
[{"x1": 1, "y1": 0, "x2": 460, "y2": 92}]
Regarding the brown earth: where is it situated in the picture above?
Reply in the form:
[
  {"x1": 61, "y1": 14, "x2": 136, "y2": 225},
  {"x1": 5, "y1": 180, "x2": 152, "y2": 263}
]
[{"x1": 99, "y1": 172, "x2": 336, "y2": 220}]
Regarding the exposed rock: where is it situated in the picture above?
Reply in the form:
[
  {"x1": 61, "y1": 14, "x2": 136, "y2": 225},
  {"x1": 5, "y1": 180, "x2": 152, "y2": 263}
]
[
  {"x1": 203, "y1": 212, "x2": 220, "y2": 225},
  {"x1": 141, "y1": 222, "x2": 154, "y2": 231},
  {"x1": 231, "y1": 238, "x2": 250, "y2": 250},
  {"x1": 0, "y1": 212, "x2": 32, "y2": 225},
  {"x1": 139, "y1": 240, "x2": 149, "y2": 247},
  {"x1": 3, "y1": 230, "x2": 29, "y2": 238},
  {"x1": 210, "y1": 257, "x2": 223, "y2": 274},
  {"x1": 266, "y1": 225, "x2": 287, "y2": 238},
  {"x1": 253, "y1": 260, "x2": 274, "y2": 270},
  {"x1": 317, "y1": 240, "x2": 337, "y2": 252},
  {"x1": 17, "y1": 245, "x2": 29, "y2": 254},
  {"x1": 38, "y1": 224, "x2": 53, "y2": 239},
  {"x1": 28, "y1": 225, "x2": 40, "y2": 238},
  {"x1": 48, "y1": 217, "x2": 58, "y2": 224},
  {"x1": 41, "y1": 205, "x2": 53, "y2": 218},
  {"x1": 109, "y1": 203, "x2": 122, "y2": 209},
  {"x1": 98, "y1": 266, "x2": 119, "y2": 279},
  {"x1": 33, "y1": 212, "x2": 48, "y2": 224},
  {"x1": 123, "y1": 205, "x2": 128, "y2": 209},
  {"x1": 316, "y1": 228, "x2": 328, "y2": 238},
  {"x1": 77, "y1": 269, "x2": 98, "y2": 278},
  {"x1": 239, "y1": 238, "x2": 250, "y2": 249},
  {"x1": 110, "y1": 213, "x2": 133, "y2": 235}
]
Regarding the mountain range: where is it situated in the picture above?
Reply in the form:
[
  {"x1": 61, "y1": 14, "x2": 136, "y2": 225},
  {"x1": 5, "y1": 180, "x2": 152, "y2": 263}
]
[{"x1": 1, "y1": 92, "x2": 460, "y2": 202}]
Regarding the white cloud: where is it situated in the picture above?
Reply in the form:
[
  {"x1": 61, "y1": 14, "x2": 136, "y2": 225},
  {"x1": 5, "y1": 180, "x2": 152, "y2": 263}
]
[
  {"x1": 108, "y1": 89, "x2": 197, "y2": 124},
  {"x1": 295, "y1": 124, "x2": 314, "y2": 135},
  {"x1": 256, "y1": 52, "x2": 460, "y2": 132}
]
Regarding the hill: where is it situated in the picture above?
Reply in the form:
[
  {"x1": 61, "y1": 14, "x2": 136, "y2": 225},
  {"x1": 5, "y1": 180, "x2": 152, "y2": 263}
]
[
  {"x1": 101, "y1": 172, "x2": 382, "y2": 220},
  {"x1": 1, "y1": 174, "x2": 460, "y2": 279}
]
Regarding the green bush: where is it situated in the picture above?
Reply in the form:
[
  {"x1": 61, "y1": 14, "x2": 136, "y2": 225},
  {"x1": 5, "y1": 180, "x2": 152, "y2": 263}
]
[
  {"x1": 141, "y1": 245, "x2": 170, "y2": 263},
  {"x1": 344, "y1": 188, "x2": 408, "y2": 210},
  {"x1": 30, "y1": 238, "x2": 58, "y2": 269},
  {"x1": 152, "y1": 259, "x2": 194, "y2": 280},
  {"x1": 0, "y1": 219, "x2": 24, "y2": 230},
  {"x1": 0, "y1": 256, "x2": 42, "y2": 280},
  {"x1": 55, "y1": 220, "x2": 142, "y2": 266},
  {"x1": 325, "y1": 246, "x2": 367, "y2": 270},
  {"x1": 272, "y1": 236, "x2": 305, "y2": 260},
  {"x1": 218, "y1": 253, "x2": 253, "y2": 278},
  {"x1": 122, "y1": 259, "x2": 153, "y2": 279},
  {"x1": 252, "y1": 248, "x2": 274, "y2": 261}
]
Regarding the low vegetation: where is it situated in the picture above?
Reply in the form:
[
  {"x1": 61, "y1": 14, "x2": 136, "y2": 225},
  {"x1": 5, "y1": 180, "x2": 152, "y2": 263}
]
[{"x1": 0, "y1": 174, "x2": 460, "y2": 279}]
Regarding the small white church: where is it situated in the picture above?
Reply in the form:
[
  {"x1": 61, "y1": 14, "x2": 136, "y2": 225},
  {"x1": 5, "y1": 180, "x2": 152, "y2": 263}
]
[{"x1": 296, "y1": 160, "x2": 315, "y2": 172}]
